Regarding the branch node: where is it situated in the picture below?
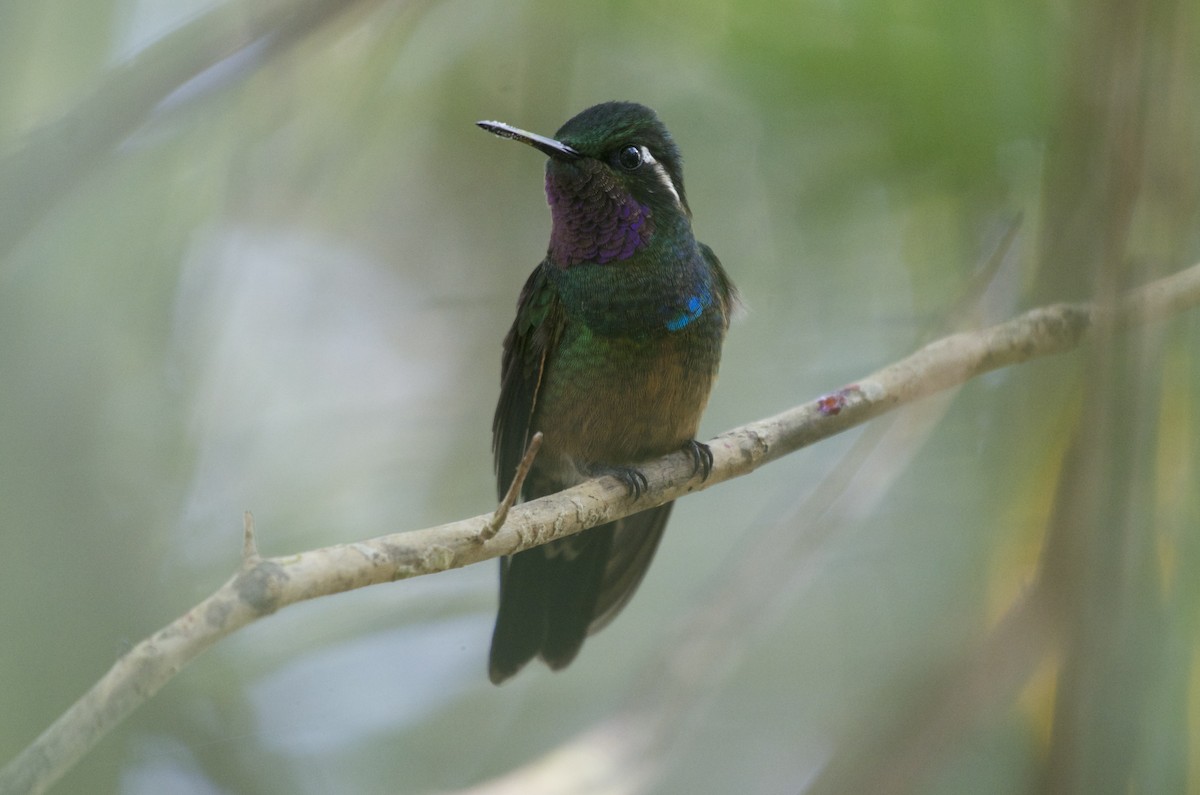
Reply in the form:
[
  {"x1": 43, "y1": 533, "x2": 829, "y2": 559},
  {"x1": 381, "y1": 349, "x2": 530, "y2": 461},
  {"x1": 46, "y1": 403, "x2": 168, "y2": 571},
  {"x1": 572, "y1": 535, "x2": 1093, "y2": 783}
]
[{"x1": 479, "y1": 432, "x2": 543, "y2": 543}]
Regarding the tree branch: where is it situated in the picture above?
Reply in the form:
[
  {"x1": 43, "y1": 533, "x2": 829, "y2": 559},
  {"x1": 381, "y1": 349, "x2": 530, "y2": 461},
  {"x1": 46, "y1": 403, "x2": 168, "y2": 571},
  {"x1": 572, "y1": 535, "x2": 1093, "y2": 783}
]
[{"x1": 3, "y1": 261, "x2": 1199, "y2": 795}]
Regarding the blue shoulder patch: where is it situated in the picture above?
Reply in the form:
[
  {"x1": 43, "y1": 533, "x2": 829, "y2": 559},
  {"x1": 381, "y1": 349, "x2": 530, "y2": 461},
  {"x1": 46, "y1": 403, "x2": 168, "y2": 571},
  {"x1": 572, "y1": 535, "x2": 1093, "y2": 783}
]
[{"x1": 664, "y1": 285, "x2": 712, "y2": 332}]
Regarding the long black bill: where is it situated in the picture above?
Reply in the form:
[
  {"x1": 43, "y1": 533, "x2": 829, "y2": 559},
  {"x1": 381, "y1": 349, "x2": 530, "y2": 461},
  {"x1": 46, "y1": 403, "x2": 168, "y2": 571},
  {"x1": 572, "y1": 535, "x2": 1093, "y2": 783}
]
[{"x1": 477, "y1": 120, "x2": 581, "y2": 161}]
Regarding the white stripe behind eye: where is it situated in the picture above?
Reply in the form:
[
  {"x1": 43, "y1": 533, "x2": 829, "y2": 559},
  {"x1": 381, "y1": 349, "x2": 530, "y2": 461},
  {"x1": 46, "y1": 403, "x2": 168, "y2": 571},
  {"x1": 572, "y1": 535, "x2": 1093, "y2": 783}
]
[{"x1": 640, "y1": 146, "x2": 681, "y2": 205}]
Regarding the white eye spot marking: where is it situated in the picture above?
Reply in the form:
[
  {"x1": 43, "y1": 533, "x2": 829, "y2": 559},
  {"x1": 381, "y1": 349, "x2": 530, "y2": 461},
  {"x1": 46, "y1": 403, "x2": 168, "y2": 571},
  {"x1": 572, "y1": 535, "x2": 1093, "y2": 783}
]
[{"x1": 639, "y1": 146, "x2": 681, "y2": 206}]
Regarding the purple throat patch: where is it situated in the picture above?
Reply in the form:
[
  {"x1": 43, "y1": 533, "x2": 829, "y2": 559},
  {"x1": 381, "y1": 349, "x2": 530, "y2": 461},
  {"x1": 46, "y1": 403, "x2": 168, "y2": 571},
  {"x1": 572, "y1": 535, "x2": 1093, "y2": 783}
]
[{"x1": 546, "y1": 174, "x2": 652, "y2": 266}]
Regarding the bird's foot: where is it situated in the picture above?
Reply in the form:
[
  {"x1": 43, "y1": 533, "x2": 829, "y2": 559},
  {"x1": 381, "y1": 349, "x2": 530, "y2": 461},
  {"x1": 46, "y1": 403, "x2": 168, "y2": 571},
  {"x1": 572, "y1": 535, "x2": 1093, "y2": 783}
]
[
  {"x1": 595, "y1": 465, "x2": 649, "y2": 501},
  {"x1": 681, "y1": 439, "x2": 714, "y2": 481}
]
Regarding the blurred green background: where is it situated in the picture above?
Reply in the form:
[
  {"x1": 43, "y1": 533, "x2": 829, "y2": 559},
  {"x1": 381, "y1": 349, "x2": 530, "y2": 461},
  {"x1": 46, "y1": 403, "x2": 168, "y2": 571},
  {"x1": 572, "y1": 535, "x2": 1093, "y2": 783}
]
[{"x1": 1, "y1": 0, "x2": 1198, "y2": 793}]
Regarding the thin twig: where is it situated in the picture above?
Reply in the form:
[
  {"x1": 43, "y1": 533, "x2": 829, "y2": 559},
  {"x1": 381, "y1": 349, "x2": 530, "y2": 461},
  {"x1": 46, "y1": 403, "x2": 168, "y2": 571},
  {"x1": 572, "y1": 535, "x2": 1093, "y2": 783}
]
[
  {"x1": 242, "y1": 511, "x2": 261, "y2": 566},
  {"x1": 480, "y1": 432, "x2": 543, "y2": 542}
]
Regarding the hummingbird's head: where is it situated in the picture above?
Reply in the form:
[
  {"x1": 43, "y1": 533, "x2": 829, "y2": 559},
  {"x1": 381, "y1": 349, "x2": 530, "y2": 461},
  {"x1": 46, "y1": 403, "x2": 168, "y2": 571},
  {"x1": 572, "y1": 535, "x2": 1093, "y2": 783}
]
[{"x1": 478, "y1": 102, "x2": 691, "y2": 268}]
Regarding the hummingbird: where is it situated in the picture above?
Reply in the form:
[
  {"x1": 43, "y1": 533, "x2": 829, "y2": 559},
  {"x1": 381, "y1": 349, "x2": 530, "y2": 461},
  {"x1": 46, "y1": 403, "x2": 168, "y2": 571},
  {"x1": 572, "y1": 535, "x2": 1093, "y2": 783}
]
[{"x1": 478, "y1": 101, "x2": 736, "y2": 684}]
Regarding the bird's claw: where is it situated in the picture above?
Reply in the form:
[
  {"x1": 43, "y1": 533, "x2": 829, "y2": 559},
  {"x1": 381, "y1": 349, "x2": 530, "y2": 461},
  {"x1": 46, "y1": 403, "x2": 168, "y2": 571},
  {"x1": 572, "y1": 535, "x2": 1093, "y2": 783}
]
[
  {"x1": 682, "y1": 439, "x2": 713, "y2": 481},
  {"x1": 600, "y1": 466, "x2": 649, "y2": 500}
]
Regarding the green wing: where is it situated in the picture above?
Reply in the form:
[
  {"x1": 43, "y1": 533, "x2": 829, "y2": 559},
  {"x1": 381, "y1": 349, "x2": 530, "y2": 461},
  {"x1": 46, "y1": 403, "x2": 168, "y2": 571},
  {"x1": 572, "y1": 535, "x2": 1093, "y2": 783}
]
[{"x1": 492, "y1": 262, "x2": 563, "y2": 501}]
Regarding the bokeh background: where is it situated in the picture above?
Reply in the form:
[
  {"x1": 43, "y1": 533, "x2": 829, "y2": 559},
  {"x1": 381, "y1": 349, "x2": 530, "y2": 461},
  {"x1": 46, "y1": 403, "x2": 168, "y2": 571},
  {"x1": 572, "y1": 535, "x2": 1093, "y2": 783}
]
[{"x1": 2, "y1": 0, "x2": 1198, "y2": 793}]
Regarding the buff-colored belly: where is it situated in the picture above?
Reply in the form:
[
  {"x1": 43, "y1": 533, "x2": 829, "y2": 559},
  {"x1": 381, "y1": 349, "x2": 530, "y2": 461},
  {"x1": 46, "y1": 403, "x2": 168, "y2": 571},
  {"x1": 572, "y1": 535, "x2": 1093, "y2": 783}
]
[{"x1": 532, "y1": 329, "x2": 719, "y2": 481}]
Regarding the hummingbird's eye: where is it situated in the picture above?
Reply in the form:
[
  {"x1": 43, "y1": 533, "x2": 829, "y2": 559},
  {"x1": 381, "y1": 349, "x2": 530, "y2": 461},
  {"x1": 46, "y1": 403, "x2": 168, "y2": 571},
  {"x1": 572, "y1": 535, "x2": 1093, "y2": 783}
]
[{"x1": 615, "y1": 145, "x2": 643, "y2": 170}]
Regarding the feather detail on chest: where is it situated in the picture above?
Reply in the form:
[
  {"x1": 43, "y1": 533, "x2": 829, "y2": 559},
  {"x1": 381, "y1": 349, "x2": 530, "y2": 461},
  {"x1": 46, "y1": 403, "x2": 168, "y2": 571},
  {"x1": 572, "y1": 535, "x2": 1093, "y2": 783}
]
[{"x1": 546, "y1": 217, "x2": 726, "y2": 340}]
